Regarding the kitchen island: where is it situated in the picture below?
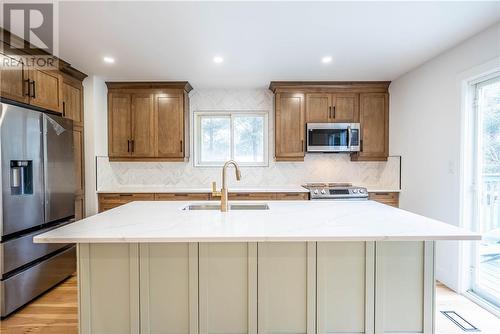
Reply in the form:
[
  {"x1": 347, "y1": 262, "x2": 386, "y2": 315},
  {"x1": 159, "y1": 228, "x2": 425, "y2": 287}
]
[{"x1": 35, "y1": 200, "x2": 479, "y2": 334}]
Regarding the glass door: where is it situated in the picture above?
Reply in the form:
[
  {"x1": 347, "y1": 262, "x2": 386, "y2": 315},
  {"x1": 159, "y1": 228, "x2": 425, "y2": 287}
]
[{"x1": 470, "y1": 75, "x2": 500, "y2": 307}]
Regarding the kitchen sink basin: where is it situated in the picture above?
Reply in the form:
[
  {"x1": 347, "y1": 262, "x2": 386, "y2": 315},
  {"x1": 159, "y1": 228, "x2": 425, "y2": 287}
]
[{"x1": 183, "y1": 203, "x2": 269, "y2": 211}]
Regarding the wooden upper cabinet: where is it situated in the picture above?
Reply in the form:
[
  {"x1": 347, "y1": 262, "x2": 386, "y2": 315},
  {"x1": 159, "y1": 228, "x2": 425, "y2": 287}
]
[
  {"x1": 28, "y1": 69, "x2": 62, "y2": 113},
  {"x1": 62, "y1": 76, "x2": 83, "y2": 125},
  {"x1": 306, "y1": 93, "x2": 331, "y2": 123},
  {"x1": 275, "y1": 92, "x2": 305, "y2": 161},
  {"x1": 131, "y1": 94, "x2": 155, "y2": 157},
  {"x1": 305, "y1": 93, "x2": 358, "y2": 123},
  {"x1": 0, "y1": 52, "x2": 29, "y2": 103},
  {"x1": 352, "y1": 93, "x2": 389, "y2": 161},
  {"x1": 106, "y1": 82, "x2": 192, "y2": 161},
  {"x1": 108, "y1": 93, "x2": 132, "y2": 157},
  {"x1": 332, "y1": 93, "x2": 359, "y2": 122},
  {"x1": 155, "y1": 93, "x2": 184, "y2": 158}
]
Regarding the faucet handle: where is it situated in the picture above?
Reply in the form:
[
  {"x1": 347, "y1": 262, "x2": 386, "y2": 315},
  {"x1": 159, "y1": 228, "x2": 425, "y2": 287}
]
[{"x1": 211, "y1": 181, "x2": 221, "y2": 197}]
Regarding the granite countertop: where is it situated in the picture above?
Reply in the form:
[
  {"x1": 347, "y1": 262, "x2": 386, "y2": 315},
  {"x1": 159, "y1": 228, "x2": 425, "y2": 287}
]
[{"x1": 35, "y1": 200, "x2": 478, "y2": 243}]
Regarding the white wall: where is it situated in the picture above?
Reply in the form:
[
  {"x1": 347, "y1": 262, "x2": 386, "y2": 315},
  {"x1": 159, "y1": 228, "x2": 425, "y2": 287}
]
[{"x1": 389, "y1": 22, "x2": 500, "y2": 291}]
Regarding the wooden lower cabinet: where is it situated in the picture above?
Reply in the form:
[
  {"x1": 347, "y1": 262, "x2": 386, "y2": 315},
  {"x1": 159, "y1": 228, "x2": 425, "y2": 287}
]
[
  {"x1": 98, "y1": 192, "x2": 309, "y2": 212},
  {"x1": 74, "y1": 195, "x2": 84, "y2": 221},
  {"x1": 369, "y1": 192, "x2": 399, "y2": 207},
  {"x1": 78, "y1": 241, "x2": 434, "y2": 334},
  {"x1": 98, "y1": 193, "x2": 155, "y2": 212}
]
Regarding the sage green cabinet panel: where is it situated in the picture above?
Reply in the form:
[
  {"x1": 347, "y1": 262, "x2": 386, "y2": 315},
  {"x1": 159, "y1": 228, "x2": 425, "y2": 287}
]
[
  {"x1": 139, "y1": 243, "x2": 198, "y2": 334},
  {"x1": 317, "y1": 242, "x2": 374, "y2": 334},
  {"x1": 257, "y1": 242, "x2": 316, "y2": 334},
  {"x1": 199, "y1": 243, "x2": 257, "y2": 334},
  {"x1": 375, "y1": 241, "x2": 434, "y2": 334},
  {"x1": 78, "y1": 243, "x2": 139, "y2": 334}
]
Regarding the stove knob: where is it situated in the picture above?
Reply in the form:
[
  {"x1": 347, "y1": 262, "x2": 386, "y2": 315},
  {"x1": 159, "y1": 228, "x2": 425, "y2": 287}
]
[
  {"x1": 353, "y1": 189, "x2": 359, "y2": 193},
  {"x1": 314, "y1": 189, "x2": 319, "y2": 194},
  {"x1": 320, "y1": 189, "x2": 326, "y2": 194}
]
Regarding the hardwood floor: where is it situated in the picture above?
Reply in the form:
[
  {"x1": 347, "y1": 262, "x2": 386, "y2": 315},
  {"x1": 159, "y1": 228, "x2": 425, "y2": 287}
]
[
  {"x1": 0, "y1": 275, "x2": 78, "y2": 334},
  {"x1": 1, "y1": 277, "x2": 498, "y2": 333}
]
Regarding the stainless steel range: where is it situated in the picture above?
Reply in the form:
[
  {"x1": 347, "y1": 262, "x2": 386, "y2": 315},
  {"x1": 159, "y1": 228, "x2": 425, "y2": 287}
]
[{"x1": 303, "y1": 183, "x2": 368, "y2": 200}]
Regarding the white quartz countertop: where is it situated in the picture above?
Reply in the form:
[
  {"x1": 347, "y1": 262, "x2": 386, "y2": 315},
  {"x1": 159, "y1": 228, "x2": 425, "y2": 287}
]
[
  {"x1": 35, "y1": 200, "x2": 479, "y2": 243},
  {"x1": 96, "y1": 186, "x2": 310, "y2": 193}
]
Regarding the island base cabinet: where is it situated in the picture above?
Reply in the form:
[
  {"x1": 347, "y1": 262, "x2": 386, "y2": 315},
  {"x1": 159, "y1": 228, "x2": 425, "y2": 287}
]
[
  {"x1": 77, "y1": 241, "x2": 435, "y2": 334},
  {"x1": 374, "y1": 241, "x2": 435, "y2": 334}
]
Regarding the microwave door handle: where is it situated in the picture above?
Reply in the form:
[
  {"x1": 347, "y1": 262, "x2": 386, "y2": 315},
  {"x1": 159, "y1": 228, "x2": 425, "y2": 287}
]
[{"x1": 347, "y1": 126, "x2": 352, "y2": 151}]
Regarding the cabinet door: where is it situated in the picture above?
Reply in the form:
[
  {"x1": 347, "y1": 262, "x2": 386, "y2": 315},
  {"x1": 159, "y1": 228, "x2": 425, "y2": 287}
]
[
  {"x1": 332, "y1": 93, "x2": 359, "y2": 122},
  {"x1": 275, "y1": 93, "x2": 305, "y2": 161},
  {"x1": 353, "y1": 93, "x2": 389, "y2": 161},
  {"x1": 62, "y1": 78, "x2": 83, "y2": 125},
  {"x1": 29, "y1": 69, "x2": 62, "y2": 113},
  {"x1": 131, "y1": 94, "x2": 155, "y2": 157},
  {"x1": 108, "y1": 93, "x2": 132, "y2": 157},
  {"x1": 0, "y1": 52, "x2": 29, "y2": 103},
  {"x1": 306, "y1": 93, "x2": 331, "y2": 123},
  {"x1": 155, "y1": 93, "x2": 184, "y2": 158}
]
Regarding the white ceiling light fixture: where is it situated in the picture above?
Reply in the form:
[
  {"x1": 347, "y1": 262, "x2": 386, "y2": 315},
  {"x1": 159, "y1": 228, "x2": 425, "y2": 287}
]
[
  {"x1": 322, "y1": 56, "x2": 333, "y2": 64},
  {"x1": 213, "y1": 56, "x2": 224, "y2": 64},
  {"x1": 103, "y1": 56, "x2": 115, "y2": 64}
]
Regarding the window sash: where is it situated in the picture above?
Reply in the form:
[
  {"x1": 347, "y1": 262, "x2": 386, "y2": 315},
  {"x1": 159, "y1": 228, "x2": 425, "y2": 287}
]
[{"x1": 194, "y1": 111, "x2": 268, "y2": 167}]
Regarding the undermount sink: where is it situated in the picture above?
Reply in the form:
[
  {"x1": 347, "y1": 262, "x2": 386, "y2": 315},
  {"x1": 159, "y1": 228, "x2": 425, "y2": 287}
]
[{"x1": 183, "y1": 203, "x2": 269, "y2": 211}]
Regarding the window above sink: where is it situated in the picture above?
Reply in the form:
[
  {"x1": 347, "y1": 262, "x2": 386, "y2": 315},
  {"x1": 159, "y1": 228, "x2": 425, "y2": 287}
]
[{"x1": 194, "y1": 111, "x2": 269, "y2": 167}]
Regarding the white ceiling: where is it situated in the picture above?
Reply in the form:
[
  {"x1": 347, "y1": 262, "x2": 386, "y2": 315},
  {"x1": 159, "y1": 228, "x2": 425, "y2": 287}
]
[{"x1": 58, "y1": 1, "x2": 500, "y2": 88}]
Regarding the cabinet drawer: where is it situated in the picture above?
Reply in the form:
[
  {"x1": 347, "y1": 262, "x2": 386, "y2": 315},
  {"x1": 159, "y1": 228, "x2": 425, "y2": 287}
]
[
  {"x1": 228, "y1": 192, "x2": 277, "y2": 201},
  {"x1": 369, "y1": 192, "x2": 399, "y2": 207},
  {"x1": 99, "y1": 193, "x2": 155, "y2": 203},
  {"x1": 275, "y1": 192, "x2": 309, "y2": 200},
  {"x1": 155, "y1": 193, "x2": 210, "y2": 201}
]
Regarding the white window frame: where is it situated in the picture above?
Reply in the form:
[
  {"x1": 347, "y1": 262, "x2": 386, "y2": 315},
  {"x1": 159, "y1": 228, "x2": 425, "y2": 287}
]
[{"x1": 194, "y1": 110, "x2": 269, "y2": 167}]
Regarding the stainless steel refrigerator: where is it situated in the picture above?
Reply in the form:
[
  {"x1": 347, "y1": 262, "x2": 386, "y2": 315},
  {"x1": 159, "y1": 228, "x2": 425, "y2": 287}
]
[{"x1": 0, "y1": 102, "x2": 76, "y2": 317}]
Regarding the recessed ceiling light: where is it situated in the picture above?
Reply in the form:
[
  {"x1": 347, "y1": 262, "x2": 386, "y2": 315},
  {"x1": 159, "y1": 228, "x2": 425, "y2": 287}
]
[
  {"x1": 213, "y1": 56, "x2": 224, "y2": 64},
  {"x1": 322, "y1": 56, "x2": 333, "y2": 64},
  {"x1": 103, "y1": 56, "x2": 115, "y2": 64}
]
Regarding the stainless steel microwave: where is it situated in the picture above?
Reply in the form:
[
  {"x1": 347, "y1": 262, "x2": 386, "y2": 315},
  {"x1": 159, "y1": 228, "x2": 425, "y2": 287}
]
[{"x1": 306, "y1": 123, "x2": 360, "y2": 152}]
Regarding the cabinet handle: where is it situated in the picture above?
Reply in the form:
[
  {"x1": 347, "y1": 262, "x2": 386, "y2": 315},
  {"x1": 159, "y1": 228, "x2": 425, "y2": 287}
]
[
  {"x1": 131, "y1": 140, "x2": 134, "y2": 153},
  {"x1": 31, "y1": 80, "x2": 36, "y2": 98},
  {"x1": 127, "y1": 140, "x2": 130, "y2": 153},
  {"x1": 328, "y1": 106, "x2": 332, "y2": 119},
  {"x1": 301, "y1": 139, "x2": 304, "y2": 152},
  {"x1": 24, "y1": 79, "x2": 31, "y2": 96},
  {"x1": 62, "y1": 101, "x2": 66, "y2": 117},
  {"x1": 333, "y1": 106, "x2": 336, "y2": 119},
  {"x1": 360, "y1": 139, "x2": 363, "y2": 152},
  {"x1": 180, "y1": 140, "x2": 183, "y2": 153}
]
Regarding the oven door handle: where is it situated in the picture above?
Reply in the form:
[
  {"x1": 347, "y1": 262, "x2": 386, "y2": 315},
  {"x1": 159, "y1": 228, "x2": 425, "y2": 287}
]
[{"x1": 347, "y1": 125, "x2": 352, "y2": 151}]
